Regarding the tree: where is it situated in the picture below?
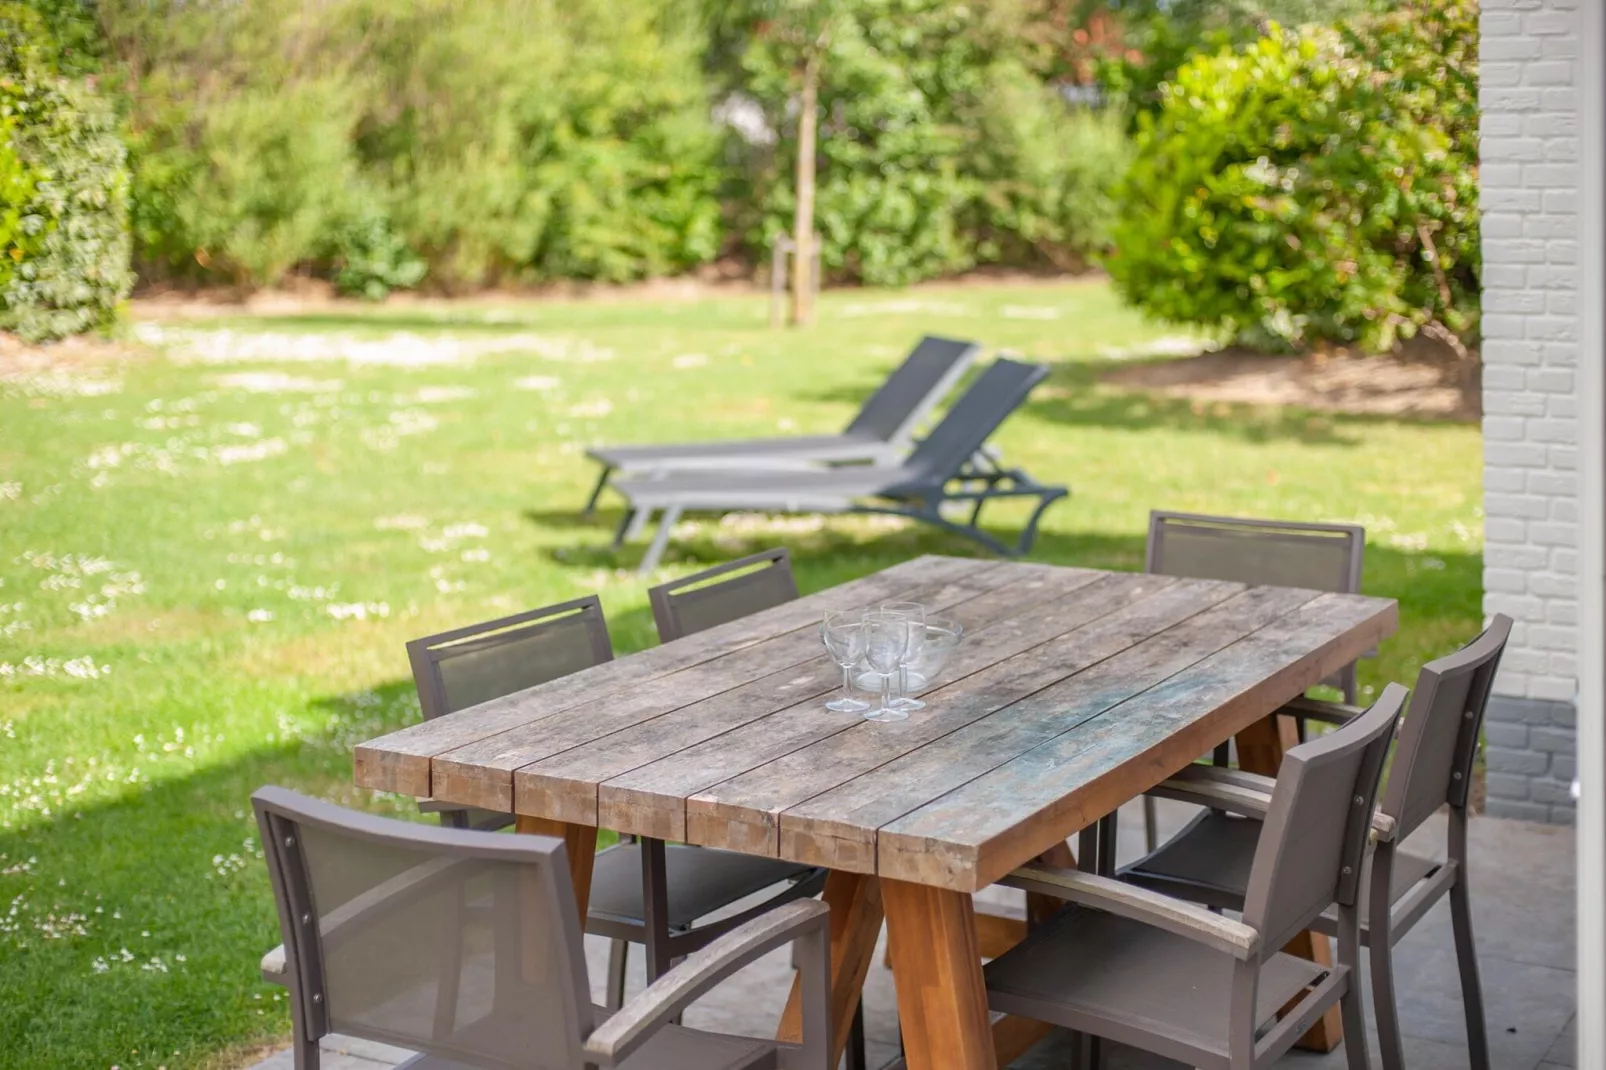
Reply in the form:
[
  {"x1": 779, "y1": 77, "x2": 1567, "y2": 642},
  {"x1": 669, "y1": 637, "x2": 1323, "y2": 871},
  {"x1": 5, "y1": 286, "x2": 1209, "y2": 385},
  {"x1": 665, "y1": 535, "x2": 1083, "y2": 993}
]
[{"x1": 712, "y1": 0, "x2": 842, "y2": 325}]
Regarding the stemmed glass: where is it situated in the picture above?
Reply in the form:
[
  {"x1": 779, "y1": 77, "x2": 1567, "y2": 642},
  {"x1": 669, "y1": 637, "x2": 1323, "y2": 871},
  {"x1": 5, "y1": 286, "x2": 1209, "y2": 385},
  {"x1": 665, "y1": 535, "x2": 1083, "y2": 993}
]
[
  {"x1": 880, "y1": 601, "x2": 927, "y2": 712},
  {"x1": 820, "y1": 611, "x2": 870, "y2": 714},
  {"x1": 862, "y1": 611, "x2": 911, "y2": 722}
]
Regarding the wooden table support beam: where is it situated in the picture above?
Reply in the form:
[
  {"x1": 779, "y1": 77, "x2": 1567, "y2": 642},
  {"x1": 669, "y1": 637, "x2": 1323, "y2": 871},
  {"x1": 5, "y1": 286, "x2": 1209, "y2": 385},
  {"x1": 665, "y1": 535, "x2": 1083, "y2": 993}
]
[
  {"x1": 779, "y1": 870, "x2": 884, "y2": 1067},
  {"x1": 883, "y1": 877, "x2": 998, "y2": 1070}
]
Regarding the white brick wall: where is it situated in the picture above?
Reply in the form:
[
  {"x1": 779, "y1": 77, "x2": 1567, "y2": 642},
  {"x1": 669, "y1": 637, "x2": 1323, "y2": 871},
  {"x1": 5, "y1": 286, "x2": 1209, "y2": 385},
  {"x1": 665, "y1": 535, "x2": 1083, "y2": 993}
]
[{"x1": 1480, "y1": 0, "x2": 1580, "y2": 706}]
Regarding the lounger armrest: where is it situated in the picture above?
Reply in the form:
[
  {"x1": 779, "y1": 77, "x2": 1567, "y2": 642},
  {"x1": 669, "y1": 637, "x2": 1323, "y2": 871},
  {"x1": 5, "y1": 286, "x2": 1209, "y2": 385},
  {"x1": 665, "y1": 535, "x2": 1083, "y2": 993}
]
[
  {"x1": 1281, "y1": 696, "x2": 1367, "y2": 724},
  {"x1": 583, "y1": 900, "x2": 830, "y2": 1066},
  {"x1": 1147, "y1": 765, "x2": 1276, "y2": 819},
  {"x1": 261, "y1": 944, "x2": 287, "y2": 985},
  {"x1": 1001, "y1": 864, "x2": 1261, "y2": 961}
]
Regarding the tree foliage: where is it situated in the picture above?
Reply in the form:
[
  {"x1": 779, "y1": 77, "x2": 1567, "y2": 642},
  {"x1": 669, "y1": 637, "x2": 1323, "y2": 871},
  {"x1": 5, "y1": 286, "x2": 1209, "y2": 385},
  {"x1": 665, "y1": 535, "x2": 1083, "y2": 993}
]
[
  {"x1": 103, "y1": 0, "x2": 724, "y2": 292},
  {"x1": 718, "y1": 0, "x2": 1128, "y2": 286},
  {"x1": 1107, "y1": 1, "x2": 1479, "y2": 353}
]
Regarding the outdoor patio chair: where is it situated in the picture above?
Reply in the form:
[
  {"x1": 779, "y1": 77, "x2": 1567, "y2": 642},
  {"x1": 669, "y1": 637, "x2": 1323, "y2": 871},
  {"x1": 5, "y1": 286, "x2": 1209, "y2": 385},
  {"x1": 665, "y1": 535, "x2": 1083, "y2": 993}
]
[
  {"x1": 253, "y1": 785, "x2": 833, "y2": 1070},
  {"x1": 648, "y1": 547, "x2": 800, "y2": 643},
  {"x1": 606, "y1": 357, "x2": 1068, "y2": 573},
  {"x1": 1124, "y1": 614, "x2": 1512, "y2": 1070},
  {"x1": 582, "y1": 335, "x2": 980, "y2": 513},
  {"x1": 1136, "y1": 510, "x2": 1368, "y2": 850},
  {"x1": 645, "y1": 548, "x2": 866, "y2": 1070},
  {"x1": 984, "y1": 683, "x2": 1406, "y2": 1070},
  {"x1": 404, "y1": 596, "x2": 825, "y2": 1017}
]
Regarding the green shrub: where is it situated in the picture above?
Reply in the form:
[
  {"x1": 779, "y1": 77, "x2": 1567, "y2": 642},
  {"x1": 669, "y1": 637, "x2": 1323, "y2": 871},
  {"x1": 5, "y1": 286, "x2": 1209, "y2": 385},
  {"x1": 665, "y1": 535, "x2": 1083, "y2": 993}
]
[
  {"x1": 107, "y1": 0, "x2": 722, "y2": 290},
  {"x1": 0, "y1": 3, "x2": 132, "y2": 342},
  {"x1": 1107, "y1": 1, "x2": 1479, "y2": 353},
  {"x1": 329, "y1": 207, "x2": 427, "y2": 301}
]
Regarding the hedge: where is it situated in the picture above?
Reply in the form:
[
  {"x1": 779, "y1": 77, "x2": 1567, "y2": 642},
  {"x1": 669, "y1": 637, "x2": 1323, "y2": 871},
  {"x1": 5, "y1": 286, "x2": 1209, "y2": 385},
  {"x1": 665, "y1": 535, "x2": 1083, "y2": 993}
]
[
  {"x1": 1106, "y1": 1, "x2": 1480, "y2": 353},
  {"x1": 0, "y1": 4, "x2": 133, "y2": 342}
]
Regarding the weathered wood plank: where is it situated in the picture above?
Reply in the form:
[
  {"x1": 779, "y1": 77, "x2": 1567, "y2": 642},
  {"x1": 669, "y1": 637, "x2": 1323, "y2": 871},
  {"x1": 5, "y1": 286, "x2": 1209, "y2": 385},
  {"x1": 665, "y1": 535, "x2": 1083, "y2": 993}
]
[
  {"x1": 585, "y1": 567, "x2": 1119, "y2": 838},
  {"x1": 354, "y1": 554, "x2": 990, "y2": 797},
  {"x1": 685, "y1": 576, "x2": 1245, "y2": 858},
  {"x1": 776, "y1": 584, "x2": 1323, "y2": 872},
  {"x1": 432, "y1": 562, "x2": 1024, "y2": 812},
  {"x1": 876, "y1": 592, "x2": 1397, "y2": 891}
]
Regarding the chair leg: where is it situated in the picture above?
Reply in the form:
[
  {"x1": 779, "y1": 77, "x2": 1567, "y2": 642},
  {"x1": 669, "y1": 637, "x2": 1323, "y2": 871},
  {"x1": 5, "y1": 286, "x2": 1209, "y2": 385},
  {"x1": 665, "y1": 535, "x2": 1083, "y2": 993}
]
[
  {"x1": 1142, "y1": 796, "x2": 1159, "y2": 854},
  {"x1": 1450, "y1": 872, "x2": 1492, "y2": 1070},
  {"x1": 846, "y1": 1000, "x2": 867, "y2": 1070},
  {"x1": 1368, "y1": 850, "x2": 1406, "y2": 1070},
  {"x1": 584, "y1": 465, "x2": 613, "y2": 515},
  {"x1": 606, "y1": 938, "x2": 628, "y2": 1011},
  {"x1": 1341, "y1": 977, "x2": 1372, "y2": 1070},
  {"x1": 1370, "y1": 931, "x2": 1408, "y2": 1070}
]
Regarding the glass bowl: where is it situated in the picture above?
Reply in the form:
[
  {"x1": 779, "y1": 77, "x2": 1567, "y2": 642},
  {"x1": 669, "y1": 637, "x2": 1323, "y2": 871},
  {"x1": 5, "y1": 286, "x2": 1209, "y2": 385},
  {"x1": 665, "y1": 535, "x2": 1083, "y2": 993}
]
[{"x1": 855, "y1": 617, "x2": 964, "y2": 695}]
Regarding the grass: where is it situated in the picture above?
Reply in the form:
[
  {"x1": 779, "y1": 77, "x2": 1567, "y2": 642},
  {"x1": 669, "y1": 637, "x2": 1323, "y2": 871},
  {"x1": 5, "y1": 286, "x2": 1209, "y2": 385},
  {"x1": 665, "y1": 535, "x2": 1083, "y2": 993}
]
[{"x1": 0, "y1": 279, "x2": 1482, "y2": 1069}]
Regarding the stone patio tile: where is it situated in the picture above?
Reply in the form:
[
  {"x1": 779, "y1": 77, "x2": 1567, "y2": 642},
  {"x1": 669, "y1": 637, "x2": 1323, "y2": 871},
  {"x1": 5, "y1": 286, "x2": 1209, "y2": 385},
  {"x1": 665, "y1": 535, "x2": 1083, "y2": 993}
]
[{"x1": 1545, "y1": 1014, "x2": 1577, "y2": 1066}]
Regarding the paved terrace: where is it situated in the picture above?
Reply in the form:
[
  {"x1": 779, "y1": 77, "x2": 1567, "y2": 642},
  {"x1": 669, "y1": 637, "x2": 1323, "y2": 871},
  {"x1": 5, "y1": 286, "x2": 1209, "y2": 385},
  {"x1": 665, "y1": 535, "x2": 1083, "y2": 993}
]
[{"x1": 252, "y1": 800, "x2": 1576, "y2": 1070}]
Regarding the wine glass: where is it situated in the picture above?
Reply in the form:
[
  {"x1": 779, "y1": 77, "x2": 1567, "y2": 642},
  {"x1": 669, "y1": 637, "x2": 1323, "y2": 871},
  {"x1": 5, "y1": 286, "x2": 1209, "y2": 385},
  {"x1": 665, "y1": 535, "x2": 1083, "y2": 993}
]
[
  {"x1": 862, "y1": 611, "x2": 911, "y2": 722},
  {"x1": 880, "y1": 601, "x2": 927, "y2": 711},
  {"x1": 820, "y1": 610, "x2": 870, "y2": 714}
]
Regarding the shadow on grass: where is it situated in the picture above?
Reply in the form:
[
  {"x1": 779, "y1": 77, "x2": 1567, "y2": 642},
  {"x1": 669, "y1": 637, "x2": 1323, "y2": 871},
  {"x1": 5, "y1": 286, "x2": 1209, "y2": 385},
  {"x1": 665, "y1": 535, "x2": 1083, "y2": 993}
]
[{"x1": 799, "y1": 354, "x2": 1477, "y2": 447}]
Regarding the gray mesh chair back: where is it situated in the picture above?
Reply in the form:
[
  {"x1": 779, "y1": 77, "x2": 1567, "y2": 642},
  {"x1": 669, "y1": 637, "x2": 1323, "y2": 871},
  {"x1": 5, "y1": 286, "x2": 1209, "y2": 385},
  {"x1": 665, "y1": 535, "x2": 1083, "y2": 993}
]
[
  {"x1": 899, "y1": 358, "x2": 1050, "y2": 485},
  {"x1": 407, "y1": 598, "x2": 612, "y2": 831},
  {"x1": 408, "y1": 596, "x2": 614, "y2": 722},
  {"x1": 649, "y1": 548, "x2": 799, "y2": 643},
  {"x1": 1241, "y1": 689, "x2": 1400, "y2": 956},
  {"x1": 254, "y1": 786, "x2": 594, "y2": 1070},
  {"x1": 1147, "y1": 511, "x2": 1365, "y2": 702},
  {"x1": 842, "y1": 335, "x2": 980, "y2": 444},
  {"x1": 1383, "y1": 614, "x2": 1510, "y2": 841}
]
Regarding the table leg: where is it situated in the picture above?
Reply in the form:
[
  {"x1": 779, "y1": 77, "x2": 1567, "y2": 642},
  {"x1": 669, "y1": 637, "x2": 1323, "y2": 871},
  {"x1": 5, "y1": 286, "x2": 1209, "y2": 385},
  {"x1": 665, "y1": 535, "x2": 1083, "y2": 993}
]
[
  {"x1": 1235, "y1": 714, "x2": 1342, "y2": 1053},
  {"x1": 515, "y1": 815, "x2": 598, "y2": 916},
  {"x1": 778, "y1": 869, "x2": 884, "y2": 1067},
  {"x1": 883, "y1": 877, "x2": 997, "y2": 1070}
]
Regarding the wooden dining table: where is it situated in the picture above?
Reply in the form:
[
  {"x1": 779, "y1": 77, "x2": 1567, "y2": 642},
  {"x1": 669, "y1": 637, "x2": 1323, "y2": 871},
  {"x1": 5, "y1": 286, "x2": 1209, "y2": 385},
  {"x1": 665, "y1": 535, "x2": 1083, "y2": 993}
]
[{"x1": 353, "y1": 555, "x2": 1396, "y2": 1070}]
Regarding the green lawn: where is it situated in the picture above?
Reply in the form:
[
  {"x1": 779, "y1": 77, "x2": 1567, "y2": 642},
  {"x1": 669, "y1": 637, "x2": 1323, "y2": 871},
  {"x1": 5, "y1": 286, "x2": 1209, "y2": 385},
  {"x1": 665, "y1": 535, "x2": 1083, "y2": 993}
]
[{"x1": 0, "y1": 280, "x2": 1482, "y2": 1069}]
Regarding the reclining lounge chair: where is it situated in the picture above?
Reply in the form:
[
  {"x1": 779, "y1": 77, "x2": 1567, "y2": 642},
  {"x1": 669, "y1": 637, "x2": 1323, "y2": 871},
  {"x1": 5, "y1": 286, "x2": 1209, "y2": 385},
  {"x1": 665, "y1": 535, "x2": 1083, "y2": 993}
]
[
  {"x1": 582, "y1": 335, "x2": 980, "y2": 512},
  {"x1": 608, "y1": 358, "x2": 1068, "y2": 572}
]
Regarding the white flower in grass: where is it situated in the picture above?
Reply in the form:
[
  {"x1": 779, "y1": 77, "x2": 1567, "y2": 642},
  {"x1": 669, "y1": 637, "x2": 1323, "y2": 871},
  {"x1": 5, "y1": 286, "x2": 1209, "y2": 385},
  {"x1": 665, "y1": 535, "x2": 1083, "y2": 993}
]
[
  {"x1": 326, "y1": 602, "x2": 390, "y2": 622},
  {"x1": 514, "y1": 375, "x2": 561, "y2": 392},
  {"x1": 246, "y1": 609, "x2": 275, "y2": 623}
]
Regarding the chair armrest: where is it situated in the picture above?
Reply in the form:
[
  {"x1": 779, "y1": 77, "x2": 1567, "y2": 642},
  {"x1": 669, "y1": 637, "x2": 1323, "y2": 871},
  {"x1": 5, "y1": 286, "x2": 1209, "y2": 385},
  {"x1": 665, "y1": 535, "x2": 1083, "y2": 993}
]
[
  {"x1": 1002, "y1": 864, "x2": 1261, "y2": 960},
  {"x1": 1281, "y1": 696, "x2": 1367, "y2": 724},
  {"x1": 582, "y1": 900, "x2": 829, "y2": 1066},
  {"x1": 1148, "y1": 765, "x2": 1276, "y2": 819},
  {"x1": 261, "y1": 944, "x2": 287, "y2": 985},
  {"x1": 1151, "y1": 765, "x2": 1398, "y2": 843}
]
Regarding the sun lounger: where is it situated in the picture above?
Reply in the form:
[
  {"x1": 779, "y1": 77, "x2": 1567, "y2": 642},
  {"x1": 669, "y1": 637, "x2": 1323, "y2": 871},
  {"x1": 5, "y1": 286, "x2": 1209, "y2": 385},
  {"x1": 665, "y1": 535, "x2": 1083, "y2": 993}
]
[
  {"x1": 581, "y1": 335, "x2": 980, "y2": 512},
  {"x1": 608, "y1": 358, "x2": 1068, "y2": 572}
]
